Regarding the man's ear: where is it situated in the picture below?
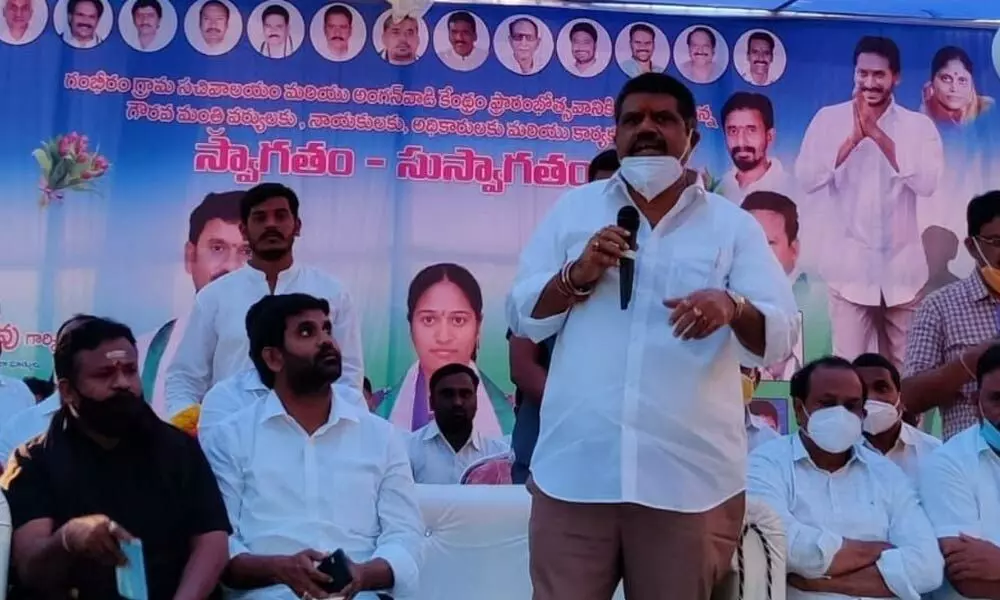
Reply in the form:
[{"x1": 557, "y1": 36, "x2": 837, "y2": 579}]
[
  {"x1": 57, "y1": 378, "x2": 76, "y2": 409},
  {"x1": 183, "y1": 242, "x2": 196, "y2": 276},
  {"x1": 261, "y1": 347, "x2": 283, "y2": 376},
  {"x1": 690, "y1": 129, "x2": 701, "y2": 150},
  {"x1": 239, "y1": 222, "x2": 249, "y2": 241}
]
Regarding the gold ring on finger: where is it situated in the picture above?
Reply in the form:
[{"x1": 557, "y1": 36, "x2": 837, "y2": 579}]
[{"x1": 692, "y1": 307, "x2": 704, "y2": 318}]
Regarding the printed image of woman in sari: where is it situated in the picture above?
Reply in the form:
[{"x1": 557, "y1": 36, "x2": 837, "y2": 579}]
[
  {"x1": 921, "y1": 46, "x2": 994, "y2": 125},
  {"x1": 374, "y1": 262, "x2": 515, "y2": 437}
]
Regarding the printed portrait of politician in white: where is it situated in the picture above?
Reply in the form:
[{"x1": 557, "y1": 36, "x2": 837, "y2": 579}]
[
  {"x1": 674, "y1": 24, "x2": 729, "y2": 84},
  {"x1": 555, "y1": 18, "x2": 612, "y2": 78},
  {"x1": 734, "y1": 29, "x2": 787, "y2": 87},
  {"x1": 54, "y1": 0, "x2": 113, "y2": 48},
  {"x1": 246, "y1": 0, "x2": 303, "y2": 59},
  {"x1": 434, "y1": 10, "x2": 489, "y2": 72},
  {"x1": 493, "y1": 14, "x2": 553, "y2": 76},
  {"x1": 310, "y1": 2, "x2": 365, "y2": 62},
  {"x1": 184, "y1": 0, "x2": 242, "y2": 56},
  {"x1": 119, "y1": 0, "x2": 177, "y2": 52},
  {"x1": 615, "y1": 22, "x2": 669, "y2": 78},
  {"x1": 372, "y1": 9, "x2": 428, "y2": 66},
  {"x1": 0, "y1": 0, "x2": 47, "y2": 45}
]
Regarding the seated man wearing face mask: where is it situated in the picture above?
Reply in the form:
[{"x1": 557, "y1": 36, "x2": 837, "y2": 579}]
[
  {"x1": 852, "y1": 353, "x2": 941, "y2": 482},
  {"x1": 748, "y1": 356, "x2": 943, "y2": 600},
  {"x1": 919, "y1": 344, "x2": 1000, "y2": 600},
  {"x1": 0, "y1": 317, "x2": 231, "y2": 599}
]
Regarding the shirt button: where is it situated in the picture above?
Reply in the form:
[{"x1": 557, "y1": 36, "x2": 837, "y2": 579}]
[{"x1": 424, "y1": 529, "x2": 432, "y2": 537}]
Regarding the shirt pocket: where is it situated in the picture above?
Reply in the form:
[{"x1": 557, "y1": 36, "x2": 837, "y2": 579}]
[
  {"x1": 835, "y1": 492, "x2": 891, "y2": 542},
  {"x1": 327, "y1": 463, "x2": 380, "y2": 537},
  {"x1": 661, "y1": 245, "x2": 728, "y2": 300}
]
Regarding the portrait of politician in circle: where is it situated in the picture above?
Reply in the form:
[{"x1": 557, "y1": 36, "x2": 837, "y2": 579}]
[
  {"x1": 0, "y1": 0, "x2": 48, "y2": 45},
  {"x1": 921, "y1": 46, "x2": 994, "y2": 125},
  {"x1": 119, "y1": 0, "x2": 177, "y2": 52},
  {"x1": 374, "y1": 263, "x2": 514, "y2": 438},
  {"x1": 614, "y1": 22, "x2": 669, "y2": 78},
  {"x1": 53, "y1": 0, "x2": 113, "y2": 49},
  {"x1": 310, "y1": 2, "x2": 365, "y2": 62},
  {"x1": 674, "y1": 24, "x2": 729, "y2": 84},
  {"x1": 433, "y1": 10, "x2": 489, "y2": 72},
  {"x1": 372, "y1": 9, "x2": 428, "y2": 66},
  {"x1": 734, "y1": 29, "x2": 787, "y2": 87},
  {"x1": 493, "y1": 14, "x2": 553, "y2": 76},
  {"x1": 556, "y1": 18, "x2": 612, "y2": 78},
  {"x1": 246, "y1": 0, "x2": 303, "y2": 59},
  {"x1": 184, "y1": 0, "x2": 242, "y2": 56}
]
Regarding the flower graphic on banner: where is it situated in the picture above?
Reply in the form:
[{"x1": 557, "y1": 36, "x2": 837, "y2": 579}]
[
  {"x1": 700, "y1": 168, "x2": 723, "y2": 193},
  {"x1": 32, "y1": 132, "x2": 111, "y2": 206}
]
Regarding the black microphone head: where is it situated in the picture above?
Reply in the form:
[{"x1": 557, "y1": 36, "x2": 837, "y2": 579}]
[{"x1": 617, "y1": 205, "x2": 640, "y2": 236}]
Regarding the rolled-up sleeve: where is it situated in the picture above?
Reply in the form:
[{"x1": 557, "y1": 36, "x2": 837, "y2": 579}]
[
  {"x1": 876, "y1": 467, "x2": 944, "y2": 599},
  {"x1": 165, "y1": 294, "x2": 218, "y2": 418},
  {"x1": 506, "y1": 195, "x2": 572, "y2": 343},
  {"x1": 893, "y1": 113, "x2": 943, "y2": 197},
  {"x1": 199, "y1": 423, "x2": 249, "y2": 557},
  {"x1": 729, "y1": 211, "x2": 799, "y2": 367},
  {"x1": 330, "y1": 286, "x2": 365, "y2": 399},
  {"x1": 373, "y1": 429, "x2": 424, "y2": 597},
  {"x1": 747, "y1": 445, "x2": 843, "y2": 578}
]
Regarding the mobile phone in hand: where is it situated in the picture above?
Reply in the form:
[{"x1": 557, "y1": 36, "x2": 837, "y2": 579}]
[
  {"x1": 115, "y1": 538, "x2": 148, "y2": 600},
  {"x1": 317, "y1": 548, "x2": 354, "y2": 594}
]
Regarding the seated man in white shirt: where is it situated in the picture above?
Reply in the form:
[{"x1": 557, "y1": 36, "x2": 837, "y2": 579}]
[
  {"x1": 748, "y1": 356, "x2": 943, "y2": 600},
  {"x1": 742, "y1": 366, "x2": 779, "y2": 452},
  {"x1": 408, "y1": 363, "x2": 509, "y2": 484},
  {"x1": 853, "y1": 352, "x2": 940, "y2": 481},
  {"x1": 920, "y1": 344, "x2": 1000, "y2": 600},
  {"x1": 201, "y1": 293, "x2": 422, "y2": 600},
  {"x1": 0, "y1": 314, "x2": 96, "y2": 467}
]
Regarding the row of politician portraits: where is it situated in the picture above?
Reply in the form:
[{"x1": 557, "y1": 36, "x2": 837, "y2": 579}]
[{"x1": 1, "y1": 0, "x2": 790, "y2": 83}]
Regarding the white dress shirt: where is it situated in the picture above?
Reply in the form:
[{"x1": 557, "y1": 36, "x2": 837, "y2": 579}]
[
  {"x1": 0, "y1": 392, "x2": 59, "y2": 466},
  {"x1": 748, "y1": 435, "x2": 944, "y2": 600},
  {"x1": 199, "y1": 368, "x2": 270, "y2": 433},
  {"x1": 437, "y1": 46, "x2": 488, "y2": 71},
  {"x1": 746, "y1": 410, "x2": 780, "y2": 452},
  {"x1": 863, "y1": 422, "x2": 941, "y2": 483},
  {"x1": 200, "y1": 392, "x2": 424, "y2": 600},
  {"x1": 506, "y1": 178, "x2": 798, "y2": 511},
  {"x1": 718, "y1": 158, "x2": 798, "y2": 205},
  {"x1": 0, "y1": 374, "x2": 36, "y2": 429},
  {"x1": 165, "y1": 263, "x2": 364, "y2": 418},
  {"x1": 62, "y1": 31, "x2": 102, "y2": 48},
  {"x1": 795, "y1": 98, "x2": 943, "y2": 307},
  {"x1": 919, "y1": 424, "x2": 1000, "y2": 600},
  {"x1": 407, "y1": 421, "x2": 509, "y2": 484}
]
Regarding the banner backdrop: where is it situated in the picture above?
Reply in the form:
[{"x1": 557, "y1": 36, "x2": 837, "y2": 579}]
[{"x1": 2, "y1": 0, "x2": 1000, "y2": 434}]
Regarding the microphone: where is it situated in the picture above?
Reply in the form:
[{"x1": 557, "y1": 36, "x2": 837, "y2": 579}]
[{"x1": 617, "y1": 205, "x2": 640, "y2": 310}]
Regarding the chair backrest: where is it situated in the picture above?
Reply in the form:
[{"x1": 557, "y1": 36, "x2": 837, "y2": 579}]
[{"x1": 414, "y1": 486, "x2": 787, "y2": 600}]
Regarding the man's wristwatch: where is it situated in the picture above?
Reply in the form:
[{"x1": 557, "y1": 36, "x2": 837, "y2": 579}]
[{"x1": 726, "y1": 290, "x2": 747, "y2": 322}]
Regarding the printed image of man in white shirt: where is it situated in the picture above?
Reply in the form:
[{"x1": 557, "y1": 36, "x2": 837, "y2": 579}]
[
  {"x1": 137, "y1": 191, "x2": 249, "y2": 417},
  {"x1": 435, "y1": 11, "x2": 487, "y2": 72},
  {"x1": 920, "y1": 343, "x2": 1000, "y2": 600},
  {"x1": 748, "y1": 356, "x2": 943, "y2": 600},
  {"x1": 200, "y1": 293, "x2": 422, "y2": 600},
  {"x1": 718, "y1": 92, "x2": 796, "y2": 204},
  {"x1": 165, "y1": 183, "x2": 364, "y2": 418},
  {"x1": 795, "y1": 35, "x2": 944, "y2": 366},
  {"x1": 507, "y1": 72, "x2": 798, "y2": 599},
  {"x1": 61, "y1": 0, "x2": 104, "y2": 48},
  {"x1": 852, "y1": 352, "x2": 940, "y2": 482},
  {"x1": 408, "y1": 363, "x2": 509, "y2": 484},
  {"x1": 0, "y1": 363, "x2": 35, "y2": 432}
]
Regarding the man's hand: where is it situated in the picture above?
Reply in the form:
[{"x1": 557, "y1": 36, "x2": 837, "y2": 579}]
[
  {"x1": 827, "y1": 539, "x2": 894, "y2": 577},
  {"x1": 788, "y1": 574, "x2": 820, "y2": 591},
  {"x1": 664, "y1": 289, "x2": 735, "y2": 340},
  {"x1": 569, "y1": 225, "x2": 632, "y2": 289},
  {"x1": 850, "y1": 95, "x2": 866, "y2": 146},
  {"x1": 944, "y1": 534, "x2": 1000, "y2": 582},
  {"x1": 269, "y1": 550, "x2": 332, "y2": 599},
  {"x1": 60, "y1": 514, "x2": 134, "y2": 567},
  {"x1": 336, "y1": 559, "x2": 367, "y2": 600}
]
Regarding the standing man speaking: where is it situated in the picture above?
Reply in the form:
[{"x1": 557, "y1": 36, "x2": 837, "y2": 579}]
[{"x1": 506, "y1": 73, "x2": 798, "y2": 600}]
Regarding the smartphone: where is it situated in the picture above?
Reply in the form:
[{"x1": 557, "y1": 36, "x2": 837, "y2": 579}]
[
  {"x1": 317, "y1": 548, "x2": 354, "y2": 594},
  {"x1": 115, "y1": 539, "x2": 149, "y2": 600}
]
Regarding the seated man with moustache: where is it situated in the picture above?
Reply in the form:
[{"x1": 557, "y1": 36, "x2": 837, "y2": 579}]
[
  {"x1": 201, "y1": 294, "x2": 423, "y2": 600},
  {"x1": 1, "y1": 317, "x2": 231, "y2": 599},
  {"x1": 749, "y1": 357, "x2": 943, "y2": 600}
]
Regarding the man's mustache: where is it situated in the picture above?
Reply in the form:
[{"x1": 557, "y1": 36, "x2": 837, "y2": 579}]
[
  {"x1": 629, "y1": 133, "x2": 668, "y2": 153},
  {"x1": 731, "y1": 146, "x2": 755, "y2": 156}
]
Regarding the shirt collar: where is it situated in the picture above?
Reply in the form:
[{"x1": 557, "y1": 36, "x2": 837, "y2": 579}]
[
  {"x1": 604, "y1": 173, "x2": 708, "y2": 226},
  {"x1": 420, "y1": 420, "x2": 481, "y2": 451},
  {"x1": 238, "y1": 261, "x2": 301, "y2": 282},
  {"x1": 791, "y1": 432, "x2": 866, "y2": 469},
  {"x1": 241, "y1": 368, "x2": 268, "y2": 392},
  {"x1": 958, "y1": 271, "x2": 992, "y2": 303},
  {"x1": 259, "y1": 389, "x2": 361, "y2": 428}
]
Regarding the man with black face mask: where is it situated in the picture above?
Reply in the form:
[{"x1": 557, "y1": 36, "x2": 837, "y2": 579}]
[
  {"x1": 408, "y1": 362, "x2": 509, "y2": 484},
  {"x1": 165, "y1": 182, "x2": 365, "y2": 421},
  {"x1": 0, "y1": 317, "x2": 231, "y2": 599},
  {"x1": 201, "y1": 293, "x2": 423, "y2": 600}
]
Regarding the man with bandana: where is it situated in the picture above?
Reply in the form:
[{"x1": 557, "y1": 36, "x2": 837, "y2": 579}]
[
  {"x1": 0, "y1": 317, "x2": 231, "y2": 598},
  {"x1": 920, "y1": 343, "x2": 1000, "y2": 600}
]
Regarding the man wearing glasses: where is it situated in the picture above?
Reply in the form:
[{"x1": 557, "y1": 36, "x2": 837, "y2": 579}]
[{"x1": 903, "y1": 190, "x2": 1000, "y2": 439}]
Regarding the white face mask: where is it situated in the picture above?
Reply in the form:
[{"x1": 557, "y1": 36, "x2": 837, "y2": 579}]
[
  {"x1": 863, "y1": 398, "x2": 900, "y2": 435},
  {"x1": 804, "y1": 406, "x2": 862, "y2": 454},
  {"x1": 618, "y1": 155, "x2": 684, "y2": 202}
]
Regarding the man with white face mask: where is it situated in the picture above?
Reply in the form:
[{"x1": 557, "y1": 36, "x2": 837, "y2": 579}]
[
  {"x1": 853, "y1": 352, "x2": 940, "y2": 481},
  {"x1": 507, "y1": 72, "x2": 798, "y2": 600},
  {"x1": 748, "y1": 357, "x2": 943, "y2": 600}
]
